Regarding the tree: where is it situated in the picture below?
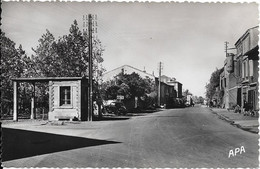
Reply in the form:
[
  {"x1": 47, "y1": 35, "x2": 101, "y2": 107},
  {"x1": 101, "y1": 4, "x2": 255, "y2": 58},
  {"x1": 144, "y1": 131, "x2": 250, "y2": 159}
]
[
  {"x1": 205, "y1": 67, "x2": 224, "y2": 100},
  {"x1": 182, "y1": 89, "x2": 190, "y2": 100},
  {"x1": 105, "y1": 85, "x2": 121, "y2": 100},
  {"x1": 116, "y1": 72, "x2": 155, "y2": 98},
  {"x1": 32, "y1": 20, "x2": 104, "y2": 77},
  {"x1": 102, "y1": 72, "x2": 156, "y2": 108},
  {"x1": 1, "y1": 20, "x2": 105, "y2": 118},
  {"x1": 32, "y1": 29, "x2": 60, "y2": 77},
  {"x1": 198, "y1": 96, "x2": 205, "y2": 104},
  {"x1": 30, "y1": 20, "x2": 105, "y2": 112},
  {"x1": 0, "y1": 32, "x2": 27, "y2": 115}
]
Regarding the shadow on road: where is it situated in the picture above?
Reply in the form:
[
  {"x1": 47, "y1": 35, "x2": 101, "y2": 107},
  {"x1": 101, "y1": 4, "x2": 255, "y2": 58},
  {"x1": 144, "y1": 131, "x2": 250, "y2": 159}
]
[
  {"x1": 151, "y1": 115, "x2": 181, "y2": 118},
  {"x1": 134, "y1": 115, "x2": 181, "y2": 118},
  {"x1": 94, "y1": 116, "x2": 130, "y2": 121},
  {"x1": 2, "y1": 127, "x2": 120, "y2": 162}
]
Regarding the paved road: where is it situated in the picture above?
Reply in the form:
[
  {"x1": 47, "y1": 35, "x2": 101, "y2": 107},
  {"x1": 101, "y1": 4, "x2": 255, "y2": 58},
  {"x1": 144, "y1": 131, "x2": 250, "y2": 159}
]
[{"x1": 3, "y1": 105, "x2": 258, "y2": 168}]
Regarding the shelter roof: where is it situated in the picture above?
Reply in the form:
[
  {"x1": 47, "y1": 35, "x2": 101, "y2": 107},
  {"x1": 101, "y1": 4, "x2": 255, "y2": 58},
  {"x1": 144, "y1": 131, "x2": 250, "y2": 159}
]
[{"x1": 12, "y1": 77, "x2": 87, "y2": 82}]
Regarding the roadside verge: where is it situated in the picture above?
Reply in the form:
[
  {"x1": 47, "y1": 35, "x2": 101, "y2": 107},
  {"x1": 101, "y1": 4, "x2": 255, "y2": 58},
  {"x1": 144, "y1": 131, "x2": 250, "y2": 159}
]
[{"x1": 209, "y1": 108, "x2": 259, "y2": 134}]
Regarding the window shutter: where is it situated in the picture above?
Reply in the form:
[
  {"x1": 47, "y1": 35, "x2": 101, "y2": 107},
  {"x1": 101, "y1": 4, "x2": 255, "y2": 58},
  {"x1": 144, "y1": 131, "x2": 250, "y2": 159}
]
[
  {"x1": 249, "y1": 60, "x2": 253, "y2": 76},
  {"x1": 246, "y1": 60, "x2": 249, "y2": 77},
  {"x1": 242, "y1": 62, "x2": 245, "y2": 78}
]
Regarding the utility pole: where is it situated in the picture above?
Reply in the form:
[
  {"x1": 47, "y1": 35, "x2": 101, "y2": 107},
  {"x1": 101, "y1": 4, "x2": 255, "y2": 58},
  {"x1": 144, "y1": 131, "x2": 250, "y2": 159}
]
[
  {"x1": 88, "y1": 14, "x2": 93, "y2": 121},
  {"x1": 224, "y1": 41, "x2": 229, "y2": 57},
  {"x1": 225, "y1": 41, "x2": 236, "y2": 57},
  {"x1": 83, "y1": 14, "x2": 99, "y2": 121},
  {"x1": 158, "y1": 62, "x2": 163, "y2": 106}
]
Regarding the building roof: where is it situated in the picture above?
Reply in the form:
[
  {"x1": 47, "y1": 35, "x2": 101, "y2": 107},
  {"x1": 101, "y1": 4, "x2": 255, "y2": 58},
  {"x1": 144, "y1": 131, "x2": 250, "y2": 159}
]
[
  {"x1": 103, "y1": 64, "x2": 154, "y2": 77},
  {"x1": 12, "y1": 77, "x2": 88, "y2": 82},
  {"x1": 234, "y1": 26, "x2": 259, "y2": 46},
  {"x1": 160, "y1": 75, "x2": 181, "y2": 84}
]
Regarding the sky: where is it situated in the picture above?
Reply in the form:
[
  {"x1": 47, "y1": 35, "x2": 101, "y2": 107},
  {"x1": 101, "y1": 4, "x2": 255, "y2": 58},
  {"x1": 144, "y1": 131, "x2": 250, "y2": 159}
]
[{"x1": 2, "y1": 1, "x2": 259, "y2": 97}]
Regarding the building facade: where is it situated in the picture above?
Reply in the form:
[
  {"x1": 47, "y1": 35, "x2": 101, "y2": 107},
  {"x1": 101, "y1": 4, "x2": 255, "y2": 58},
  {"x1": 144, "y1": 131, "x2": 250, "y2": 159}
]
[
  {"x1": 48, "y1": 78, "x2": 89, "y2": 121},
  {"x1": 234, "y1": 26, "x2": 259, "y2": 111},
  {"x1": 220, "y1": 26, "x2": 259, "y2": 111},
  {"x1": 160, "y1": 75, "x2": 182, "y2": 98},
  {"x1": 12, "y1": 77, "x2": 90, "y2": 121},
  {"x1": 220, "y1": 53, "x2": 238, "y2": 109},
  {"x1": 158, "y1": 75, "x2": 183, "y2": 108}
]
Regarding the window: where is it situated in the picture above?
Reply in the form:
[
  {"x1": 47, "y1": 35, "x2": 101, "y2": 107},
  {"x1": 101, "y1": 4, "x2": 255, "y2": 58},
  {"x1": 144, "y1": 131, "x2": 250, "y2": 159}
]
[
  {"x1": 236, "y1": 43, "x2": 243, "y2": 56},
  {"x1": 243, "y1": 61, "x2": 246, "y2": 78},
  {"x1": 60, "y1": 86, "x2": 71, "y2": 106},
  {"x1": 242, "y1": 59, "x2": 249, "y2": 79},
  {"x1": 243, "y1": 36, "x2": 250, "y2": 54},
  {"x1": 248, "y1": 90, "x2": 255, "y2": 110},
  {"x1": 249, "y1": 60, "x2": 253, "y2": 76},
  {"x1": 238, "y1": 60, "x2": 241, "y2": 77}
]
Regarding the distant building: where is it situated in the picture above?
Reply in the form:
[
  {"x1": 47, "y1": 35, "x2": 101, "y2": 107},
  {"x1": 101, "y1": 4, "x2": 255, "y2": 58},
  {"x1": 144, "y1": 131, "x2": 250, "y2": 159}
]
[
  {"x1": 186, "y1": 93, "x2": 193, "y2": 106},
  {"x1": 160, "y1": 75, "x2": 183, "y2": 98},
  {"x1": 165, "y1": 79, "x2": 183, "y2": 98},
  {"x1": 157, "y1": 75, "x2": 183, "y2": 107},
  {"x1": 102, "y1": 65, "x2": 155, "y2": 83},
  {"x1": 102, "y1": 65, "x2": 183, "y2": 108}
]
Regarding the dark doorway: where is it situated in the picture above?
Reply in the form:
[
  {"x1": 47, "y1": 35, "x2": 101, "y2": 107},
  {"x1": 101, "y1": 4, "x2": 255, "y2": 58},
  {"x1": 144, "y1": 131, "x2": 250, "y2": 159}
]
[{"x1": 237, "y1": 88, "x2": 241, "y2": 106}]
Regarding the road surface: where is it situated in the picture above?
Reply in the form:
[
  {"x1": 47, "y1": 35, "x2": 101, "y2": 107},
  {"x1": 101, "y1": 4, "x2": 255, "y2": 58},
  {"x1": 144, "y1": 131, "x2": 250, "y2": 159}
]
[{"x1": 2, "y1": 105, "x2": 259, "y2": 168}]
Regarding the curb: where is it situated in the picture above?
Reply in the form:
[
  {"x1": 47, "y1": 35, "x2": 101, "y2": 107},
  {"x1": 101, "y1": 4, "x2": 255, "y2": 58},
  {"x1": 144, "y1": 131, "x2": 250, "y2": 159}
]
[
  {"x1": 233, "y1": 123, "x2": 259, "y2": 134},
  {"x1": 210, "y1": 109, "x2": 234, "y2": 124},
  {"x1": 209, "y1": 108, "x2": 258, "y2": 134}
]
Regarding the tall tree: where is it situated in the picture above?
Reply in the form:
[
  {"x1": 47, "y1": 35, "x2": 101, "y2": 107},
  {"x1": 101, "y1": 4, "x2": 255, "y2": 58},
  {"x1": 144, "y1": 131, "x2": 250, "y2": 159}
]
[
  {"x1": 31, "y1": 29, "x2": 58, "y2": 77},
  {"x1": 32, "y1": 20, "x2": 104, "y2": 77},
  {"x1": 54, "y1": 20, "x2": 88, "y2": 76},
  {"x1": 30, "y1": 20, "x2": 105, "y2": 112},
  {"x1": 0, "y1": 32, "x2": 27, "y2": 115},
  {"x1": 205, "y1": 67, "x2": 224, "y2": 100}
]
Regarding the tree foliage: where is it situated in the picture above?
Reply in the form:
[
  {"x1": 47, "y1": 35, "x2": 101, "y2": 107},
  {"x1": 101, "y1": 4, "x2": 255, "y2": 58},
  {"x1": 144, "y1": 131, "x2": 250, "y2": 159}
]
[
  {"x1": 1, "y1": 32, "x2": 28, "y2": 114},
  {"x1": 1, "y1": 20, "x2": 105, "y2": 117},
  {"x1": 193, "y1": 95, "x2": 205, "y2": 104},
  {"x1": 32, "y1": 20, "x2": 105, "y2": 78},
  {"x1": 102, "y1": 72, "x2": 156, "y2": 101},
  {"x1": 182, "y1": 89, "x2": 191, "y2": 102},
  {"x1": 205, "y1": 68, "x2": 224, "y2": 100}
]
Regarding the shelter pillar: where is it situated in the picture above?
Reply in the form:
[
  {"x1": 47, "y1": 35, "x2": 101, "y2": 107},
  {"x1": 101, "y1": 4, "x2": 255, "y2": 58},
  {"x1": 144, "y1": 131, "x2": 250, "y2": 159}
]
[
  {"x1": 13, "y1": 81, "x2": 18, "y2": 121},
  {"x1": 49, "y1": 81, "x2": 53, "y2": 117},
  {"x1": 30, "y1": 82, "x2": 36, "y2": 119}
]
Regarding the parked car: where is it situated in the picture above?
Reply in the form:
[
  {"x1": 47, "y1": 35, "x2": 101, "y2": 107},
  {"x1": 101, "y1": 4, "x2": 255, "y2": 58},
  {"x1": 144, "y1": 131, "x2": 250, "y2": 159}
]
[{"x1": 104, "y1": 101, "x2": 127, "y2": 116}]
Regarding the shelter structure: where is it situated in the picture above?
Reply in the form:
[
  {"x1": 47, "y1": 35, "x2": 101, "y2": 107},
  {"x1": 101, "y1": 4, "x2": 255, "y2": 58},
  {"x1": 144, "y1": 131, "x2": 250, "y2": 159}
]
[{"x1": 12, "y1": 77, "x2": 89, "y2": 121}]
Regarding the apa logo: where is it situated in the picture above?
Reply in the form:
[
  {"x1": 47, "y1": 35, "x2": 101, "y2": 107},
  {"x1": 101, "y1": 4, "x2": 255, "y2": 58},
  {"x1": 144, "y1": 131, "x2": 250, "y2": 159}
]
[{"x1": 228, "y1": 146, "x2": 245, "y2": 158}]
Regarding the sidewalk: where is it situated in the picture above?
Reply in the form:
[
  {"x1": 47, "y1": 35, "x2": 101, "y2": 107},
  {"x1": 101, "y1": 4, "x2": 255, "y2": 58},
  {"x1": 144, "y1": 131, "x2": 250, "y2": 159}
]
[{"x1": 210, "y1": 108, "x2": 259, "y2": 134}]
